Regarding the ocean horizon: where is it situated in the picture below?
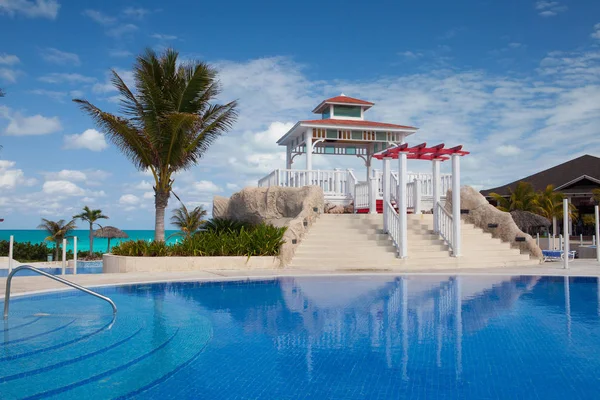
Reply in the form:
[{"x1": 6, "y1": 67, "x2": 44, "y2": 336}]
[{"x1": 0, "y1": 229, "x2": 180, "y2": 252}]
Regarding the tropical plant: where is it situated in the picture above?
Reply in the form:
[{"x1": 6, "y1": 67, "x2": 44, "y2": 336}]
[
  {"x1": 0, "y1": 240, "x2": 50, "y2": 262},
  {"x1": 111, "y1": 220, "x2": 287, "y2": 257},
  {"x1": 170, "y1": 203, "x2": 207, "y2": 239},
  {"x1": 203, "y1": 218, "x2": 252, "y2": 233},
  {"x1": 490, "y1": 181, "x2": 541, "y2": 213},
  {"x1": 536, "y1": 185, "x2": 564, "y2": 220},
  {"x1": 73, "y1": 206, "x2": 109, "y2": 256},
  {"x1": 73, "y1": 48, "x2": 238, "y2": 242},
  {"x1": 37, "y1": 218, "x2": 77, "y2": 260}
]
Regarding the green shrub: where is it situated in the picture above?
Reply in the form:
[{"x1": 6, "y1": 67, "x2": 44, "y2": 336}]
[
  {"x1": 0, "y1": 240, "x2": 51, "y2": 261},
  {"x1": 111, "y1": 220, "x2": 287, "y2": 257},
  {"x1": 202, "y1": 218, "x2": 253, "y2": 234}
]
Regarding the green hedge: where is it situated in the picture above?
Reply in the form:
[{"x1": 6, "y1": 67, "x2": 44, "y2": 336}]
[
  {"x1": 0, "y1": 240, "x2": 103, "y2": 262},
  {"x1": 112, "y1": 221, "x2": 287, "y2": 257}
]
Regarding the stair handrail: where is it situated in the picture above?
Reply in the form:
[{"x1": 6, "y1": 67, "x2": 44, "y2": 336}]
[
  {"x1": 436, "y1": 201, "x2": 454, "y2": 253},
  {"x1": 3, "y1": 265, "x2": 117, "y2": 319},
  {"x1": 385, "y1": 200, "x2": 403, "y2": 254}
]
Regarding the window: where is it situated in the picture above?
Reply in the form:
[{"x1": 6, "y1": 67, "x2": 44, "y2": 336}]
[{"x1": 333, "y1": 105, "x2": 362, "y2": 118}]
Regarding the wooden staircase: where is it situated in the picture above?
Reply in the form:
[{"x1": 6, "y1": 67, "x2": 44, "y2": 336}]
[{"x1": 288, "y1": 214, "x2": 538, "y2": 270}]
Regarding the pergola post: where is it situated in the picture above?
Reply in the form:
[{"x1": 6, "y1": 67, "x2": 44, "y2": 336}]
[
  {"x1": 305, "y1": 129, "x2": 313, "y2": 171},
  {"x1": 432, "y1": 159, "x2": 441, "y2": 233},
  {"x1": 564, "y1": 199, "x2": 570, "y2": 269},
  {"x1": 398, "y1": 152, "x2": 408, "y2": 258},
  {"x1": 369, "y1": 175, "x2": 378, "y2": 214},
  {"x1": 451, "y1": 154, "x2": 461, "y2": 257},
  {"x1": 382, "y1": 157, "x2": 391, "y2": 233},
  {"x1": 595, "y1": 205, "x2": 599, "y2": 263}
]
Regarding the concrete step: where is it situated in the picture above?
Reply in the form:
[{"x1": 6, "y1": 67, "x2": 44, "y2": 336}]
[{"x1": 294, "y1": 246, "x2": 398, "y2": 255}]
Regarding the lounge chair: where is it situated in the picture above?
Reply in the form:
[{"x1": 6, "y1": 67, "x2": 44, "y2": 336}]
[{"x1": 542, "y1": 250, "x2": 576, "y2": 262}]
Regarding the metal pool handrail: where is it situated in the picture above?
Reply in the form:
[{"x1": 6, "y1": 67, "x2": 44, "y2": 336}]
[{"x1": 3, "y1": 265, "x2": 117, "y2": 319}]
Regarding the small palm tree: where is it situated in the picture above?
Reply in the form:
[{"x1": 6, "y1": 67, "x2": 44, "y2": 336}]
[
  {"x1": 38, "y1": 218, "x2": 77, "y2": 260},
  {"x1": 490, "y1": 181, "x2": 541, "y2": 213},
  {"x1": 74, "y1": 48, "x2": 237, "y2": 241},
  {"x1": 536, "y1": 185, "x2": 564, "y2": 220},
  {"x1": 170, "y1": 204, "x2": 207, "y2": 239},
  {"x1": 73, "y1": 206, "x2": 109, "y2": 256},
  {"x1": 593, "y1": 188, "x2": 600, "y2": 204}
]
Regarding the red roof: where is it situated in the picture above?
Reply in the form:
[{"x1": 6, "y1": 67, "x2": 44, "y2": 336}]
[
  {"x1": 301, "y1": 118, "x2": 417, "y2": 130},
  {"x1": 312, "y1": 95, "x2": 374, "y2": 113}
]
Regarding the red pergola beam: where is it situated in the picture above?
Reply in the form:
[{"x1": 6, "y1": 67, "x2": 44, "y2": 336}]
[{"x1": 373, "y1": 142, "x2": 469, "y2": 161}]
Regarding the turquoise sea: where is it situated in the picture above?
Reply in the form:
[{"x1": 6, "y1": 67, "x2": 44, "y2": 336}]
[{"x1": 0, "y1": 229, "x2": 180, "y2": 252}]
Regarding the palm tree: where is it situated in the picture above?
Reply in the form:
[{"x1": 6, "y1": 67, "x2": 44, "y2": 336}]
[
  {"x1": 170, "y1": 203, "x2": 207, "y2": 239},
  {"x1": 73, "y1": 48, "x2": 237, "y2": 241},
  {"x1": 73, "y1": 206, "x2": 109, "y2": 256},
  {"x1": 38, "y1": 218, "x2": 77, "y2": 260},
  {"x1": 0, "y1": 88, "x2": 4, "y2": 97},
  {"x1": 536, "y1": 185, "x2": 565, "y2": 220},
  {"x1": 593, "y1": 188, "x2": 600, "y2": 204},
  {"x1": 490, "y1": 181, "x2": 541, "y2": 213}
]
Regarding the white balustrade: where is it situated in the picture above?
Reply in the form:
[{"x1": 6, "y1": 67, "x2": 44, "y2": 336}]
[
  {"x1": 258, "y1": 169, "x2": 355, "y2": 198},
  {"x1": 390, "y1": 173, "x2": 399, "y2": 205},
  {"x1": 407, "y1": 181, "x2": 415, "y2": 209},
  {"x1": 385, "y1": 200, "x2": 403, "y2": 254},
  {"x1": 437, "y1": 202, "x2": 455, "y2": 254},
  {"x1": 354, "y1": 182, "x2": 369, "y2": 210}
]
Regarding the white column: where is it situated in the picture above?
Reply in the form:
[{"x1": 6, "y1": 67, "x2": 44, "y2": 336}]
[
  {"x1": 563, "y1": 199, "x2": 569, "y2": 269},
  {"x1": 398, "y1": 152, "x2": 408, "y2": 258},
  {"x1": 305, "y1": 129, "x2": 313, "y2": 170},
  {"x1": 451, "y1": 154, "x2": 461, "y2": 257},
  {"x1": 73, "y1": 236, "x2": 78, "y2": 275},
  {"x1": 286, "y1": 144, "x2": 292, "y2": 169},
  {"x1": 552, "y1": 216, "x2": 557, "y2": 236},
  {"x1": 414, "y1": 179, "x2": 422, "y2": 214},
  {"x1": 432, "y1": 160, "x2": 441, "y2": 233},
  {"x1": 61, "y1": 238, "x2": 67, "y2": 275},
  {"x1": 382, "y1": 157, "x2": 391, "y2": 232},
  {"x1": 595, "y1": 205, "x2": 600, "y2": 263},
  {"x1": 8, "y1": 235, "x2": 13, "y2": 274},
  {"x1": 369, "y1": 176, "x2": 377, "y2": 214}
]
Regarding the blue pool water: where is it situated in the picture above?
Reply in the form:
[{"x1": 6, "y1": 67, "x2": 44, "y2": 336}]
[{"x1": 1, "y1": 275, "x2": 600, "y2": 399}]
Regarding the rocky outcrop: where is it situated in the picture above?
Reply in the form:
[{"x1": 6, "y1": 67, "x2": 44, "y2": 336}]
[
  {"x1": 324, "y1": 202, "x2": 354, "y2": 214},
  {"x1": 213, "y1": 186, "x2": 325, "y2": 267},
  {"x1": 445, "y1": 186, "x2": 543, "y2": 261}
]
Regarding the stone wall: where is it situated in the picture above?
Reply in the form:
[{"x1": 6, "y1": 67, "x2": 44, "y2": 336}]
[
  {"x1": 446, "y1": 186, "x2": 543, "y2": 261},
  {"x1": 213, "y1": 186, "x2": 325, "y2": 266}
]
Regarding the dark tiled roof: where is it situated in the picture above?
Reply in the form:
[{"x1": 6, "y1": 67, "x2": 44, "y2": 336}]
[{"x1": 480, "y1": 154, "x2": 600, "y2": 196}]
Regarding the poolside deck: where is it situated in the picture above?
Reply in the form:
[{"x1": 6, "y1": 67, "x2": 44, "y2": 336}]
[{"x1": 1, "y1": 259, "x2": 599, "y2": 297}]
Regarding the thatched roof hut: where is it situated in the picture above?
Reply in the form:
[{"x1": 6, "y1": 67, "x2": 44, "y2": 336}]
[
  {"x1": 510, "y1": 211, "x2": 551, "y2": 234},
  {"x1": 94, "y1": 226, "x2": 128, "y2": 252}
]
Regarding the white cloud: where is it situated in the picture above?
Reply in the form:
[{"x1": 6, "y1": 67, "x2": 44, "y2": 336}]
[
  {"x1": 535, "y1": 1, "x2": 567, "y2": 17},
  {"x1": 0, "y1": 68, "x2": 20, "y2": 82},
  {"x1": 122, "y1": 7, "x2": 149, "y2": 19},
  {"x1": 56, "y1": 169, "x2": 87, "y2": 181},
  {"x1": 82, "y1": 9, "x2": 116, "y2": 25},
  {"x1": 30, "y1": 89, "x2": 67, "y2": 102},
  {"x1": 93, "y1": 69, "x2": 134, "y2": 93},
  {"x1": 106, "y1": 23, "x2": 138, "y2": 38},
  {"x1": 189, "y1": 181, "x2": 222, "y2": 194},
  {"x1": 40, "y1": 47, "x2": 81, "y2": 66},
  {"x1": 63, "y1": 129, "x2": 108, "y2": 152},
  {"x1": 119, "y1": 194, "x2": 140, "y2": 205},
  {"x1": 0, "y1": 106, "x2": 62, "y2": 135},
  {"x1": 134, "y1": 180, "x2": 153, "y2": 190},
  {"x1": 43, "y1": 180, "x2": 86, "y2": 196},
  {"x1": 38, "y1": 73, "x2": 95, "y2": 84},
  {"x1": 398, "y1": 51, "x2": 422, "y2": 59},
  {"x1": 495, "y1": 145, "x2": 522, "y2": 156},
  {"x1": 143, "y1": 191, "x2": 154, "y2": 200},
  {"x1": 592, "y1": 23, "x2": 600, "y2": 40},
  {"x1": 151, "y1": 33, "x2": 178, "y2": 41},
  {"x1": 0, "y1": 53, "x2": 19, "y2": 65},
  {"x1": 70, "y1": 90, "x2": 84, "y2": 98},
  {"x1": 0, "y1": 160, "x2": 36, "y2": 188},
  {"x1": 0, "y1": 0, "x2": 59, "y2": 19},
  {"x1": 226, "y1": 183, "x2": 239, "y2": 190}
]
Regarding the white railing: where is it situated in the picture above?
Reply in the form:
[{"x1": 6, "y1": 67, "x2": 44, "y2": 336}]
[
  {"x1": 354, "y1": 182, "x2": 369, "y2": 210},
  {"x1": 385, "y1": 200, "x2": 402, "y2": 254},
  {"x1": 390, "y1": 173, "x2": 399, "y2": 204},
  {"x1": 436, "y1": 201, "x2": 454, "y2": 253},
  {"x1": 258, "y1": 169, "x2": 354, "y2": 198},
  {"x1": 378, "y1": 171, "x2": 452, "y2": 199},
  {"x1": 407, "y1": 181, "x2": 415, "y2": 209},
  {"x1": 347, "y1": 170, "x2": 358, "y2": 200}
]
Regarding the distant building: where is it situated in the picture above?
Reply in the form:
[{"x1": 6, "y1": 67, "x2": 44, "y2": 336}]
[{"x1": 480, "y1": 154, "x2": 600, "y2": 234}]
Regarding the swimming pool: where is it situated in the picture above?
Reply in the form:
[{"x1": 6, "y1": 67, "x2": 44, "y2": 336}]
[
  {"x1": 1, "y1": 275, "x2": 599, "y2": 399},
  {"x1": 0, "y1": 262, "x2": 103, "y2": 277}
]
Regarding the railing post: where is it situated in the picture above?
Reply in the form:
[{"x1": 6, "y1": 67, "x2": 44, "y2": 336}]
[
  {"x1": 369, "y1": 176, "x2": 378, "y2": 214},
  {"x1": 8, "y1": 235, "x2": 14, "y2": 274},
  {"x1": 414, "y1": 179, "x2": 422, "y2": 215},
  {"x1": 432, "y1": 160, "x2": 440, "y2": 233},
  {"x1": 275, "y1": 169, "x2": 280, "y2": 186},
  {"x1": 74, "y1": 236, "x2": 78, "y2": 275},
  {"x1": 306, "y1": 129, "x2": 313, "y2": 170},
  {"x1": 62, "y1": 238, "x2": 67, "y2": 275},
  {"x1": 398, "y1": 152, "x2": 408, "y2": 258},
  {"x1": 563, "y1": 199, "x2": 569, "y2": 269},
  {"x1": 596, "y1": 205, "x2": 600, "y2": 263},
  {"x1": 451, "y1": 154, "x2": 461, "y2": 257},
  {"x1": 382, "y1": 157, "x2": 391, "y2": 233}
]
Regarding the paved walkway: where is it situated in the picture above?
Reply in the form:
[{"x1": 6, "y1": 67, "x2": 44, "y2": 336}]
[{"x1": 1, "y1": 259, "x2": 599, "y2": 297}]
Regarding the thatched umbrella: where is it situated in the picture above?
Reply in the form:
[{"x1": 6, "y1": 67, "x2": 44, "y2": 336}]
[
  {"x1": 94, "y1": 226, "x2": 129, "y2": 252},
  {"x1": 510, "y1": 210, "x2": 551, "y2": 234}
]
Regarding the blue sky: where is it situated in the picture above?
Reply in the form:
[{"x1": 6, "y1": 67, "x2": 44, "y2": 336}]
[{"x1": 0, "y1": 0, "x2": 599, "y2": 229}]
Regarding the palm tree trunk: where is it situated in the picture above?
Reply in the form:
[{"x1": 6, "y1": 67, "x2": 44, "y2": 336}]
[
  {"x1": 107, "y1": 238, "x2": 111, "y2": 253},
  {"x1": 55, "y1": 239, "x2": 60, "y2": 261},
  {"x1": 154, "y1": 189, "x2": 169, "y2": 242},
  {"x1": 89, "y1": 221, "x2": 94, "y2": 257}
]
